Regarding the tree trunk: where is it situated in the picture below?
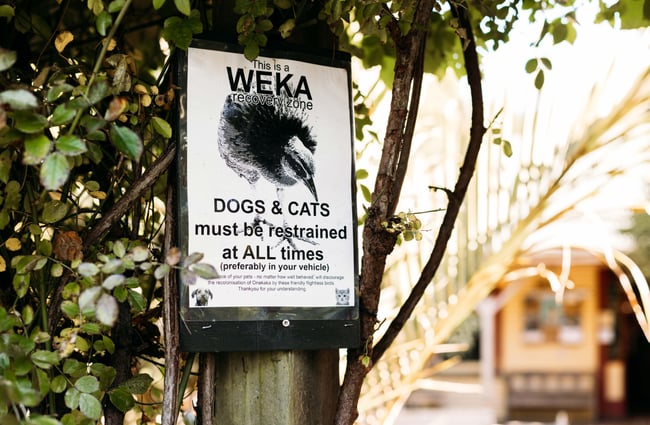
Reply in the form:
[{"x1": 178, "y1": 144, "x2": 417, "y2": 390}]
[{"x1": 213, "y1": 350, "x2": 339, "y2": 425}]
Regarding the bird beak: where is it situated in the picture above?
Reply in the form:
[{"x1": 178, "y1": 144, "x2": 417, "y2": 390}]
[{"x1": 304, "y1": 177, "x2": 318, "y2": 202}]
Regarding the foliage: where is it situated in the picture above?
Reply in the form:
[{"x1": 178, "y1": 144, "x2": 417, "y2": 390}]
[
  {"x1": 1, "y1": 0, "x2": 649, "y2": 424},
  {"x1": 0, "y1": 0, "x2": 216, "y2": 423}
]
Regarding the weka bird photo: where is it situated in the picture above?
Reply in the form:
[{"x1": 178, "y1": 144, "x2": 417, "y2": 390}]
[{"x1": 217, "y1": 95, "x2": 318, "y2": 203}]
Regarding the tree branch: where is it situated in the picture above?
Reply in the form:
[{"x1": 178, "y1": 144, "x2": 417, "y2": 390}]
[
  {"x1": 388, "y1": 36, "x2": 426, "y2": 216},
  {"x1": 83, "y1": 143, "x2": 177, "y2": 249},
  {"x1": 372, "y1": 0, "x2": 486, "y2": 362},
  {"x1": 335, "y1": 0, "x2": 435, "y2": 423},
  {"x1": 162, "y1": 182, "x2": 181, "y2": 425}
]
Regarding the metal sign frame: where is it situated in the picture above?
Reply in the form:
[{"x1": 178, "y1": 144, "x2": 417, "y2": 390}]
[{"x1": 176, "y1": 39, "x2": 359, "y2": 351}]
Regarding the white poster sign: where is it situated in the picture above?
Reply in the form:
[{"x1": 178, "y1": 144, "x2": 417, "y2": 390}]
[{"x1": 184, "y1": 44, "x2": 356, "y2": 310}]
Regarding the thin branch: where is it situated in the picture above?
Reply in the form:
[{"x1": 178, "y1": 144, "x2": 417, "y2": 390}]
[
  {"x1": 83, "y1": 143, "x2": 177, "y2": 248},
  {"x1": 372, "y1": 0, "x2": 486, "y2": 363},
  {"x1": 36, "y1": 0, "x2": 71, "y2": 68},
  {"x1": 162, "y1": 182, "x2": 181, "y2": 425},
  {"x1": 197, "y1": 353, "x2": 216, "y2": 425},
  {"x1": 388, "y1": 35, "x2": 426, "y2": 216}
]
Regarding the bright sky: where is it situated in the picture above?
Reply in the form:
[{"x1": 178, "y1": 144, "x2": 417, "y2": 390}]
[{"x1": 471, "y1": 10, "x2": 650, "y2": 253}]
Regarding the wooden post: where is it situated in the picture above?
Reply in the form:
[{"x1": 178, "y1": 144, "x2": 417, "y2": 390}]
[{"x1": 214, "y1": 350, "x2": 340, "y2": 425}]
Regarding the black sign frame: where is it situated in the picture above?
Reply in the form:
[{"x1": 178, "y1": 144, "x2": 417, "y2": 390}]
[{"x1": 175, "y1": 39, "x2": 359, "y2": 351}]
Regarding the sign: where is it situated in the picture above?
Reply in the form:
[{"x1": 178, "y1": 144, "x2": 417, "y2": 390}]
[{"x1": 176, "y1": 40, "x2": 359, "y2": 351}]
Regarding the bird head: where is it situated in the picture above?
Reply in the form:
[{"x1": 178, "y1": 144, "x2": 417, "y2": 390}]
[{"x1": 283, "y1": 135, "x2": 318, "y2": 201}]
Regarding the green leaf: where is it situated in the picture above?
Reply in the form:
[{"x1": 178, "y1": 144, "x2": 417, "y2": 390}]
[
  {"x1": 244, "y1": 41, "x2": 260, "y2": 61},
  {"x1": 47, "y1": 83, "x2": 74, "y2": 102},
  {"x1": 524, "y1": 58, "x2": 537, "y2": 74},
  {"x1": 90, "y1": 362, "x2": 116, "y2": 389},
  {"x1": 552, "y1": 21, "x2": 568, "y2": 44},
  {"x1": 0, "y1": 48, "x2": 16, "y2": 72},
  {"x1": 79, "y1": 393, "x2": 102, "y2": 420},
  {"x1": 191, "y1": 262, "x2": 219, "y2": 279},
  {"x1": 110, "y1": 123, "x2": 143, "y2": 161},
  {"x1": 35, "y1": 366, "x2": 51, "y2": 394},
  {"x1": 153, "y1": 0, "x2": 166, "y2": 9},
  {"x1": 96, "y1": 11, "x2": 112, "y2": 36},
  {"x1": 51, "y1": 262, "x2": 64, "y2": 277},
  {"x1": 174, "y1": 0, "x2": 191, "y2": 16},
  {"x1": 14, "y1": 255, "x2": 45, "y2": 274},
  {"x1": 113, "y1": 240, "x2": 127, "y2": 258},
  {"x1": 87, "y1": 79, "x2": 109, "y2": 105},
  {"x1": 502, "y1": 140, "x2": 513, "y2": 157},
  {"x1": 78, "y1": 286, "x2": 102, "y2": 314},
  {"x1": 183, "y1": 252, "x2": 204, "y2": 266},
  {"x1": 64, "y1": 388, "x2": 81, "y2": 410},
  {"x1": 23, "y1": 134, "x2": 52, "y2": 165},
  {"x1": 56, "y1": 135, "x2": 87, "y2": 156},
  {"x1": 26, "y1": 415, "x2": 63, "y2": 425},
  {"x1": 150, "y1": 116, "x2": 172, "y2": 138},
  {"x1": 13, "y1": 273, "x2": 30, "y2": 297},
  {"x1": 117, "y1": 373, "x2": 153, "y2": 394},
  {"x1": 278, "y1": 18, "x2": 295, "y2": 38},
  {"x1": 63, "y1": 359, "x2": 86, "y2": 376},
  {"x1": 356, "y1": 169, "x2": 369, "y2": 180},
  {"x1": 50, "y1": 103, "x2": 77, "y2": 126},
  {"x1": 109, "y1": 388, "x2": 135, "y2": 412},
  {"x1": 102, "y1": 274, "x2": 126, "y2": 290},
  {"x1": 76, "y1": 335, "x2": 91, "y2": 352},
  {"x1": 360, "y1": 355, "x2": 370, "y2": 367},
  {"x1": 187, "y1": 9, "x2": 203, "y2": 33},
  {"x1": 534, "y1": 70, "x2": 545, "y2": 90},
  {"x1": 78, "y1": 262, "x2": 100, "y2": 277},
  {"x1": 129, "y1": 245, "x2": 149, "y2": 262},
  {"x1": 154, "y1": 264, "x2": 170, "y2": 280},
  {"x1": 80, "y1": 322, "x2": 101, "y2": 335},
  {"x1": 75, "y1": 376, "x2": 100, "y2": 394},
  {"x1": 22, "y1": 305, "x2": 34, "y2": 325},
  {"x1": 127, "y1": 289, "x2": 146, "y2": 312},
  {"x1": 0, "y1": 5, "x2": 14, "y2": 19},
  {"x1": 51, "y1": 375, "x2": 67, "y2": 393},
  {"x1": 113, "y1": 285, "x2": 128, "y2": 302},
  {"x1": 42, "y1": 200, "x2": 69, "y2": 223},
  {"x1": 101, "y1": 258, "x2": 124, "y2": 274},
  {"x1": 102, "y1": 335, "x2": 115, "y2": 354},
  {"x1": 256, "y1": 18, "x2": 273, "y2": 32},
  {"x1": 61, "y1": 301, "x2": 80, "y2": 319},
  {"x1": 361, "y1": 184, "x2": 371, "y2": 202},
  {"x1": 91, "y1": 337, "x2": 106, "y2": 354},
  {"x1": 40, "y1": 152, "x2": 70, "y2": 191},
  {"x1": 162, "y1": 16, "x2": 193, "y2": 50},
  {"x1": 96, "y1": 293, "x2": 118, "y2": 326},
  {"x1": 31, "y1": 350, "x2": 60, "y2": 369},
  {"x1": 107, "y1": 0, "x2": 125, "y2": 13},
  {"x1": 15, "y1": 111, "x2": 48, "y2": 133},
  {"x1": 0, "y1": 149, "x2": 12, "y2": 183},
  {"x1": 0, "y1": 89, "x2": 37, "y2": 109}
]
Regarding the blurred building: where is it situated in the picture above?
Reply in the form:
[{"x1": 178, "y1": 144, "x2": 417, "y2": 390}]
[{"x1": 479, "y1": 248, "x2": 650, "y2": 423}]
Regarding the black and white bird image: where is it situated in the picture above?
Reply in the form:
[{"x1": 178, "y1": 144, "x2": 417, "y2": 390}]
[{"x1": 217, "y1": 95, "x2": 318, "y2": 202}]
